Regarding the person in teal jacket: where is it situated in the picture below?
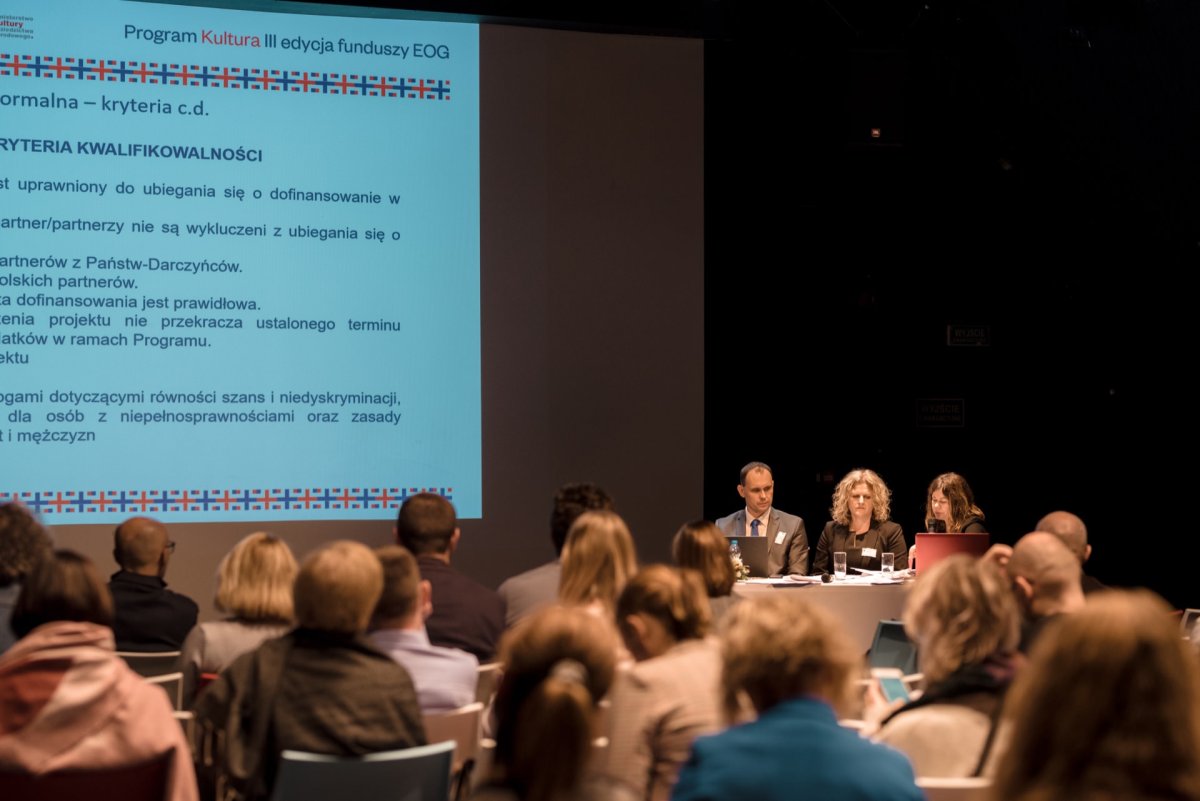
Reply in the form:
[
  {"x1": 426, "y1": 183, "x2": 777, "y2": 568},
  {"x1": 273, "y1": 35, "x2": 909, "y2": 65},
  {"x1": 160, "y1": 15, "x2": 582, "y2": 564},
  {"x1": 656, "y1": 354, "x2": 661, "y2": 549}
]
[{"x1": 672, "y1": 594, "x2": 923, "y2": 801}]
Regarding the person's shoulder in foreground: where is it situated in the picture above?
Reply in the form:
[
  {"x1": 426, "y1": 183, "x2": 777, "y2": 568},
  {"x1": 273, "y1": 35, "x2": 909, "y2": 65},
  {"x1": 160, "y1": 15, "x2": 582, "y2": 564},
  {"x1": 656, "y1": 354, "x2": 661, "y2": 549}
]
[{"x1": 672, "y1": 697, "x2": 923, "y2": 801}]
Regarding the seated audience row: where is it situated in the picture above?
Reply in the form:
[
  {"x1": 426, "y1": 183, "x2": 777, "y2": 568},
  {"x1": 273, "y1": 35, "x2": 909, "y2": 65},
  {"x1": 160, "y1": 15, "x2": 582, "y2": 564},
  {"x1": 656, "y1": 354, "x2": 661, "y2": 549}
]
[{"x1": 2, "y1": 488, "x2": 1190, "y2": 801}]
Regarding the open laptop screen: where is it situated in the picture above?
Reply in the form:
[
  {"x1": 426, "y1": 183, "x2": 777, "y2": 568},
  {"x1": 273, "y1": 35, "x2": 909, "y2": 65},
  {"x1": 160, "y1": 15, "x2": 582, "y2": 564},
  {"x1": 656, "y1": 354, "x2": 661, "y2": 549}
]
[
  {"x1": 914, "y1": 533, "x2": 990, "y2": 574},
  {"x1": 868, "y1": 619, "x2": 918, "y2": 674},
  {"x1": 725, "y1": 536, "x2": 770, "y2": 577}
]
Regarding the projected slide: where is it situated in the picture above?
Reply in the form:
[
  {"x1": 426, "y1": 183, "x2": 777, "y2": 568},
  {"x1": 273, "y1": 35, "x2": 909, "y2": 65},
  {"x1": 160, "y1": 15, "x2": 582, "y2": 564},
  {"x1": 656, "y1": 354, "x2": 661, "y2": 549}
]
[{"x1": 0, "y1": 0, "x2": 481, "y2": 522}]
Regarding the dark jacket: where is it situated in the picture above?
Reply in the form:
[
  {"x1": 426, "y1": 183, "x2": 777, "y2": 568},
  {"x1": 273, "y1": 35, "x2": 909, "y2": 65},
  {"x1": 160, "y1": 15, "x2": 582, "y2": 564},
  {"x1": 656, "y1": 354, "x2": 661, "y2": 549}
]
[
  {"x1": 192, "y1": 628, "x2": 426, "y2": 801},
  {"x1": 108, "y1": 570, "x2": 198, "y2": 651},
  {"x1": 813, "y1": 520, "x2": 908, "y2": 573}
]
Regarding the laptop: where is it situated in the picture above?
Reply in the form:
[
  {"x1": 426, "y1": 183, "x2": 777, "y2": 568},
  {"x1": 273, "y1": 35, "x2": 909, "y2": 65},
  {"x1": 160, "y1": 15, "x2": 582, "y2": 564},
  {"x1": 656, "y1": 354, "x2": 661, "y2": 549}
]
[
  {"x1": 913, "y1": 532, "x2": 990, "y2": 574},
  {"x1": 726, "y1": 535, "x2": 771, "y2": 577},
  {"x1": 867, "y1": 619, "x2": 919, "y2": 675}
]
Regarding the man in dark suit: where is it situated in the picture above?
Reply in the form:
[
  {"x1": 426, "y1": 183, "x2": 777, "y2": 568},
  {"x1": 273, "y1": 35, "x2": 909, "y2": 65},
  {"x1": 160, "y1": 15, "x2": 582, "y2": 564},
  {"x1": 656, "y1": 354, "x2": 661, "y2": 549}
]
[
  {"x1": 715, "y1": 461, "x2": 809, "y2": 576},
  {"x1": 108, "y1": 516, "x2": 198, "y2": 651},
  {"x1": 396, "y1": 492, "x2": 505, "y2": 662}
]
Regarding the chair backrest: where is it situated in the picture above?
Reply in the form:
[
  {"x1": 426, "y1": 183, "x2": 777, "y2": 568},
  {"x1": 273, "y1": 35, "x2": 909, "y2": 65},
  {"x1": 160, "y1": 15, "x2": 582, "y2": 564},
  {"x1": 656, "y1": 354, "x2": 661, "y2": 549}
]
[
  {"x1": 591, "y1": 697, "x2": 611, "y2": 741},
  {"x1": 146, "y1": 671, "x2": 184, "y2": 710},
  {"x1": 422, "y1": 702, "x2": 483, "y2": 776},
  {"x1": 0, "y1": 748, "x2": 173, "y2": 801},
  {"x1": 116, "y1": 651, "x2": 182, "y2": 678},
  {"x1": 272, "y1": 741, "x2": 455, "y2": 801},
  {"x1": 917, "y1": 776, "x2": 993, "y2": 801},
  {"x1": 475, "y1": 662, "x2": 501, "y2": 705},
  {"x1": 173, "y1": 710, "x2": 196, "y2": 756}
]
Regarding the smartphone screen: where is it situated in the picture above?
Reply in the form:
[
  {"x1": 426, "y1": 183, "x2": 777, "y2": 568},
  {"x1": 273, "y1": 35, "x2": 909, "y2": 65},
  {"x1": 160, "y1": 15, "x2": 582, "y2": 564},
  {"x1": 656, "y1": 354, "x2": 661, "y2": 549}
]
[{"x1": 879, "y1": 676, "x2": 910, "y2": 704}]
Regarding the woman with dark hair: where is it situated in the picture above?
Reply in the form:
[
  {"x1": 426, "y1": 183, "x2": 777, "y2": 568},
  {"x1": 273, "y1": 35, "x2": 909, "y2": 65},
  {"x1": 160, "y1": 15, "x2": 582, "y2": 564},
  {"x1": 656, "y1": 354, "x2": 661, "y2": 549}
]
[
  {"x1": 0, "y1": 502, "x2": 52, "y2": 654},
  {"x1": 991, "y1": 590, "x2": 1200, "y2": 801},
  {"x1": 0, "y1": 550, "x2": 197, "y2": 800},
  {"x1": 925, "y1": 472, "x2": 987, "y2": 533},
  {"x1": 476, "y1": 605, "x2": 620, "y2": 801},
  {"x1": 672, "y1": 521, "x2": 741, "y2": 624},
  {"x1": 598, "y1": 566, "x2": 723, "y2": 801},
  {"x1": 812, "y1": 469, "x2": 908, "y2": 574}
]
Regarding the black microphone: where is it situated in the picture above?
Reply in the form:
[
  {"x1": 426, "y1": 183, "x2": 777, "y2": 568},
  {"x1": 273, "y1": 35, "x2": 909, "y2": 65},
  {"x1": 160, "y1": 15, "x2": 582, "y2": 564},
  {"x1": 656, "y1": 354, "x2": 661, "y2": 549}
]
[{"x1": 926, "y1": 519, "x2": 946, "y2": 533}]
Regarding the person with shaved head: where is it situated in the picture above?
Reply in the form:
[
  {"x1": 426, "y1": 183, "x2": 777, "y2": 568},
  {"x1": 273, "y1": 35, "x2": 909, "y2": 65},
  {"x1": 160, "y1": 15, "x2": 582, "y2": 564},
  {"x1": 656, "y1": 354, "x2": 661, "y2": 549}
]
[
  {"x1": 1007, "y1": 531, "x2": 1086, "y2": 652},
  {"x1": 108, "y1": 516, "x2": 197, "y2": 651},
  {"x1": 1036, "y1": 510, "x2": 1106, "y2": 594}
]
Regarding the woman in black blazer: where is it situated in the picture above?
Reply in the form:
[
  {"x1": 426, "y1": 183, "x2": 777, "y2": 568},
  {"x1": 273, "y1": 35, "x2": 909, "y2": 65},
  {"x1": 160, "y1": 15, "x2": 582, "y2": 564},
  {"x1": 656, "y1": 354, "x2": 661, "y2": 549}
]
[{"x1": 813, "y1": 468, "x2": 907, "y2": 573}]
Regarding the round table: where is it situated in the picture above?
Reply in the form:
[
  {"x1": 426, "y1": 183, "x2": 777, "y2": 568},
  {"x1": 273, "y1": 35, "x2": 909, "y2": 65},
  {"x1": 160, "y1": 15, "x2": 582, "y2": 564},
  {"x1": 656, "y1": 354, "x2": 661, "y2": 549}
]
[{"x1": 732, "y1": 579, "x2": 909, "y2": 652}]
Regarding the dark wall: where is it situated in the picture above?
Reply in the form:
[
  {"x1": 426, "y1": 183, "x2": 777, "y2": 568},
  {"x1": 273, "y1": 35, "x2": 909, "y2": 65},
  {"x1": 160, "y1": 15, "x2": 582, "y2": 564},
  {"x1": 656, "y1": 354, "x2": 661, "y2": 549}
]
[{"x1": 704, "y1": 0, "x2": 1197, "y2": 606}]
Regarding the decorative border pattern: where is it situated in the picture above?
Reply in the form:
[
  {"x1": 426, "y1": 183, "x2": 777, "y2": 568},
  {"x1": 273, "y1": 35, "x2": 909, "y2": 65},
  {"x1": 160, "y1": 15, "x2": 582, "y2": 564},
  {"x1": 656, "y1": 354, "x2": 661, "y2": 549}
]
[
  {"x1": 0, "y1": 53, "x2": 451, "y2": 100},
  {"x1": 3, "y1": 486, "x2": 453, "y2": 515}
]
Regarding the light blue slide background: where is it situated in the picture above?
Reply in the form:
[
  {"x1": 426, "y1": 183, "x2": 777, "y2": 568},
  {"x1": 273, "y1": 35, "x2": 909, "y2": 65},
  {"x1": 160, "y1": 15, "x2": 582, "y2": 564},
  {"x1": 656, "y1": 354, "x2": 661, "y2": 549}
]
[{"x1": 0, "y1": 0, "x2": 481, "y2": 521}]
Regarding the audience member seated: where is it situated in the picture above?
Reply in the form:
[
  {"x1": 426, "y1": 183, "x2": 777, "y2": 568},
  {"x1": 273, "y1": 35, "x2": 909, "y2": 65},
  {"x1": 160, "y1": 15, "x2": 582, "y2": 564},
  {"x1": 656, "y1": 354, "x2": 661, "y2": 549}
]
[
  {"x1": 499, "y1": 482, "x2": 614, "y2": 628},
  {"x1": 0, "y1": 550, "x2": 197, "y2": 801},
  {"x1": 671, "y1": 595, "x2": 923, "y2": 801},
  {"x1": 813, "y1": 469, "x2": 908, "y2": 574},
  {"x1": 597, "y1": 566, "x2": 723, "y2": 801},
  {"x1": 1035, "y1": 510, "x2": 1106, "y2": 594},
  {"x1": 179, "y1": 532, "x2": 296, "y2": 707},
  {"x1": 369, "y1": 545, "x2": 478, "y2": 713},
  {"x1": 192, "y1": 541, "x2": 425, "y2": 801},
  {"x1": 672, "y1": 521, "x2": 741, "y2": 625},
  {"x1": 109, "y1": 516, "x2": 198, "y2": 651},
  {"x1": 874, "y1": 555, "x2": 1021, "y2": 777},
  {"x1": 925, "y1": 472, "x2": 987, "y2": 533},
  {"x1": 1006, "y1": 532, "x2": 1085, "y2": 653},
  {"x1": 992, "y1": 590, "x2": 1200, "y2": 801},
  {"x1": 559, "y1": 510, "x2": 638, "y2": 618},
  {"x1": 474, "y1": 605, "x2": 620, "y2": 801},
  {"x1": 0, "y1": 502, "x2": 52, "y2": 654},
  {"x1": 396, "y1": 493, "x2": 504, "y2": 661}
]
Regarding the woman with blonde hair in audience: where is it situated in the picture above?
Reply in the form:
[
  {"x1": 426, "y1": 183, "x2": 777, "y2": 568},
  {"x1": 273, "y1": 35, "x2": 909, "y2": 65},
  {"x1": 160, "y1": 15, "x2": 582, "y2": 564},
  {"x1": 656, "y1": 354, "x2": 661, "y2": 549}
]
[
  {"x1": 475, "y1": 604, "x2": 620, "y2": 801},
  {"x1": 597, "y1": 565, "x2": 723, "y2": 801},
  {"x1": 991, "y1": 590, "x2": 1200, "y2": 801},
  {"x1": 671, "y1": 521, "x2": 742, "y2": 624},
  {"x1": 559, "y1": 510, "x2": 637, "y2": 616},
  {"x1": 179, "y1": 531, "x2": 297, "y2": 706},
  {"x1": 813, "y1": 468, "x2": 907, "y2": 574},
  {"x1": 0, "y1": 550, "x2": 197, "y2": 800},
  {"x1": 193, "y1": 541, "x2": 423, "y2": 801},
  {"x1": 874, "y1": 555, "x2": 1021, "y2": 777},
  {"x1": 672, "y1": 594, "x2": 923, "y2": 801}
]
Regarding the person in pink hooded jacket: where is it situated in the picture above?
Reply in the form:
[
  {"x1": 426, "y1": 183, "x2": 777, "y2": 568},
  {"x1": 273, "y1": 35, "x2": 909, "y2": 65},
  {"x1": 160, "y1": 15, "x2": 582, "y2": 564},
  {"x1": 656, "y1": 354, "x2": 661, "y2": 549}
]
[{"x1": 0, "y1": 549, "x2": 197, "y2": 801}]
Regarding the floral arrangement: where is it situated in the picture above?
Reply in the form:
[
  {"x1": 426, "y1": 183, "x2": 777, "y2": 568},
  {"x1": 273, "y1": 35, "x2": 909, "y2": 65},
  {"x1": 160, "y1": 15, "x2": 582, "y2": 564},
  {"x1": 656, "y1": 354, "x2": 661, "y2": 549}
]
[{"x1": 731, "y1": 552, "x2": 751, "y2": 582}]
